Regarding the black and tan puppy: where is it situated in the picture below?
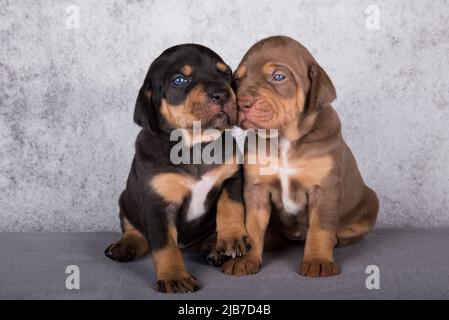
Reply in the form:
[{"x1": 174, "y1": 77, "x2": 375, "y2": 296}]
[
  {"x1": 105, "y1": 44, "x2": 249, "y2": 293},
  {"x1": 222, "y1": 36, "x2": 379, "y2": 277}
]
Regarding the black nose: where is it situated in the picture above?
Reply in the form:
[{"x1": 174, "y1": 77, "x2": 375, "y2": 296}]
[{"x1": 209, "y1": 90, "x2": 229, "y2": 105}]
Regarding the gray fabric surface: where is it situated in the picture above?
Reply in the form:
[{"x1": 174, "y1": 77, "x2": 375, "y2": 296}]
[{"x1": 0, "y1": 228, "x2": 448, "y2": 300}]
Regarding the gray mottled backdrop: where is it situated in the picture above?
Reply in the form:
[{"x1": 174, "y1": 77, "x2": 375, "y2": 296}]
[{"x1": 1, "y1": 0, "x2": 448, "y2": 231}]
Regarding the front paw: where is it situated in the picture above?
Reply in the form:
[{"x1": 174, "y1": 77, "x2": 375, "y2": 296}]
[
  {"x1": 222, "y1": 255, "x2": 261, "y2": 276},
  {"x1": 216, "y1": 232, "x2": 251, "y2": 258},
  {"x1": 156, "y1": 274, "x2": 200, "y2": 293},
  {"x1": 201, "y1": 244, "x2": 230, "y2": 267},
  {"x1": 104, "y1": 241, "x2": 137, "y2": 262},
  {"x1": 299, "y1": 259, "x2": 340, "y2": 277}
]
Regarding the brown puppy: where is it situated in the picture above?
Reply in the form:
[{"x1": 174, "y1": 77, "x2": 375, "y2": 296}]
[{"x1": 223, "y1": 36, "x2": 379, "y2": 277}]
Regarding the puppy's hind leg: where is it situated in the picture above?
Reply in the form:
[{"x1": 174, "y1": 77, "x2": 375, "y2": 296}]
[
  {"x1": 336, "y1": 187, "x2": 379, "y2": 247},
  {"x1": 105, "y1": 214, "x2": 149, "y2": 262}
]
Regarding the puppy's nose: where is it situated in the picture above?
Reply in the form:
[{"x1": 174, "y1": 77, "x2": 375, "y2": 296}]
[
  {"x1": 209, "y1": 90, "x2": 229, "y2": 105},
  {"x1": 237, "y1": 94, "x2": 255, "y2": 110}
]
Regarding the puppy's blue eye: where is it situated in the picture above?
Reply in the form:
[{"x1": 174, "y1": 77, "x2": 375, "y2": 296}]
[
  {"x1": 172, "y1": 75, "x2": 188, "y2": 87},
  {"x1": 273, "y1": 74, "x2": 285, "y2": 81}
]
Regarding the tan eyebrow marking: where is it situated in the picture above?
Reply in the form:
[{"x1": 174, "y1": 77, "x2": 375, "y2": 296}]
[
  {"x1": 234, "y1": 66, "x2": 247, "y2": 80},
  {"x1": 181, "y1": 65, "x2": 193, "y2": 76},
  {"x1": 263, "y1": 62, "x2": 276, "y2": 74},
  {"x1": 216, "y1": 62, "x2": 228, "y2": 73}
]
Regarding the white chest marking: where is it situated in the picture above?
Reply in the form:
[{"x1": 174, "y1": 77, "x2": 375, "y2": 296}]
[
  {"x1": 186, "y1": 175, "x2": 218, "y2": 222},
  {"x1": 278, "y1": 139, "x2": 301, "y2": 215}
]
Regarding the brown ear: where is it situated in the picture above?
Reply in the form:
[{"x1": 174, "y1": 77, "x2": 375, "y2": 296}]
[
  {"x1": 304, "y1": 64, "x2": 336, "y2": 115},
  {"x1": 133, "y1": 85, "x2": 159, "y2": 134}
]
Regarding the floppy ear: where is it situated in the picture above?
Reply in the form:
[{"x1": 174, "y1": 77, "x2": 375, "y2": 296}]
[
  {"x1": 133, "y1": 84, "x2": 159, "y2": 134},
  {"x1": 304, "y1": 64, "x2": 336, "y2": 115}
]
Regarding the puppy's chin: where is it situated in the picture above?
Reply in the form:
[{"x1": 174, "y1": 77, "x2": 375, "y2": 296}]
[
  {"x1": 237, "y1": 111, "x2": 262, "y2": 130},
  {"x1": 238, "y1": 119, "x2": 257, "y2": 130},
  {"x1": 205, "y1": 111, "x2": 231, "y2": 130}
]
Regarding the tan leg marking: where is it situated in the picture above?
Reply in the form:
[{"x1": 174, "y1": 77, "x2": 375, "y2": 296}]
[
  {"x1": 152, "y1": 226, "x2": 199, "y2": 293},
  {"x1": 216, "y1": 190, "x2": 249, "y2": 258},
  {"x1": 222, "y1": 184, "x2": 270, "y2": 276},
  {"x1": 222, "y1": 206, "x2": 270, "y2": 276},
  {"x1": 299, "y1": 210, "x2": 340, "y2": 277},
  {"x1": 105, "y1": 217, "x2": 149, "y2": 262}
]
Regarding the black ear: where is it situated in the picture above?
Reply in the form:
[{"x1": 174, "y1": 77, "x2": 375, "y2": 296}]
[
  {"x1": 304, "y1": 64, "x2": 336, "y2": 115},
  {"x1": 133, "y1": 83, "x2": 159, "y2": 133}
]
